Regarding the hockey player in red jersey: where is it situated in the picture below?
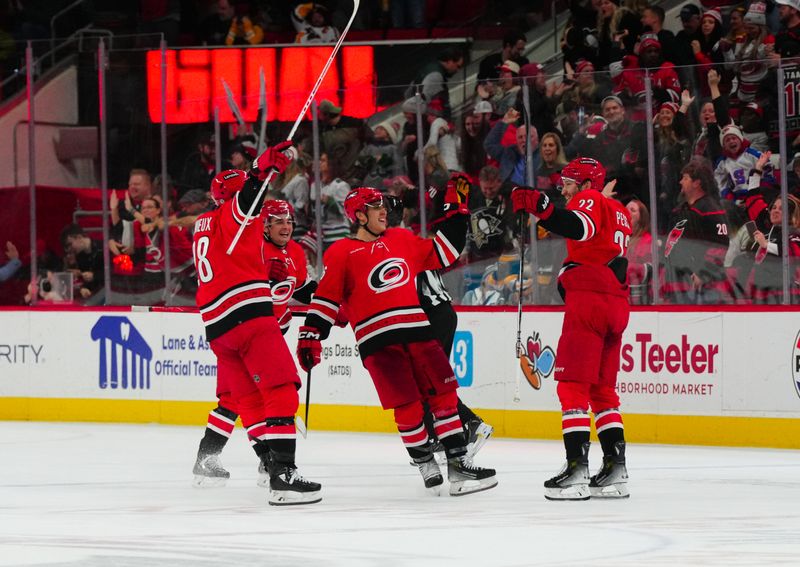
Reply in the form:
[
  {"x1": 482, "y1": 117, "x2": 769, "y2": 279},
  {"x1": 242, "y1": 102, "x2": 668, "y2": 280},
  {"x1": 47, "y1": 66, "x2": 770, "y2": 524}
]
[
  {"x1": 512, "y1": 157, "x2": 632, "y2": 500},
  {"x1": 297, "y1": 178, "x2": 497, "y2": 496},
  {"x1": 193, "y1": 198, "x2": 318, "y2": 489},
  {"x1": 191, "y1": 143, "x2": 321, "y2": 506}
]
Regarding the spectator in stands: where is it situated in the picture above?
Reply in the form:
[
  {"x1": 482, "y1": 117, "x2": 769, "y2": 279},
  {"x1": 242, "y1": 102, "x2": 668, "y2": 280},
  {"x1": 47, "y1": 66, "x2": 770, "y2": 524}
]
[
  {"x1": 198, "y1": 0, "x2": 241, "y2": 45},
  {"x1": 478, "y1": 30, "x2": 530, "y2": 83},
  {"x1": 691, "y1": 8, "x2": 725, "y2": 97},
  {"x1": 662, "y1": 158, "x2": 732, "y2": 304},
  {"x1": 722, "y1": 2, "x2": 774, "y2": 104},
  {"x1": 625, "y1": 199, "x2": 653, "y2": 304},
  {"x1": 484, "y1": 108, "x2": 541, "y2": 188},
  {"x1": 134, "y1": 197, "x2": 194, "y2": 276},
  {"x1": 228, "y1": 136, "x2": 257, "y2": 173},
  {"x1": 0, "y1": 241, "x2": 21, "y2": 283},
  {"x1": 179, "y1": 131, "x2": 219, "y2": 197},
  {"x1": 489, "y1": 60, "x2": 523, "y2": 116},
  {"x1": 60, "y1": 224, "x2": 105, "y2": 305},
  {"x1": 726, "y1": 6, "x2": 748, "y2": 43},
  {"x1": 318, "y1": 98, "x2": 366, "y2": 185},
  {"x1": 640, "y1": 5, "x2": 676, "y2": 57},
  {"x1": 596, "y1": 0, "x2": 642, "y2": 69},
  {"x1": 225, "y1": 2, "x2": 265, "y2": 45},
  {"x1": 673, "y1": 4, "x2": 704, "y2": 89},
  {"x1": 611, "y1": 33, "x2": 681, "y2": 118},
  {"x1": 355, "y1": 119, "x2": 402, "y2": 189},
  {"x1": 274, "y1": 151, "x2": 312, "y2": 234},
  {"x1": 713, "y1": 122, "x2": 779, "y2": 206},
  {"x1": 400, "y1": 96, "x2": 430, "y2": 183},
  {"x1": 561, "y1": 0, "x2": 600, "y2": 68},
  {"x1": 425, "y1": 100, "x2": 460, "y2": 171},
  {"x1": 461, "y1": 263, "x2": 506, "y2": 306},
  {"x1": 536, "y1": 132, "x2": 568, "y2": 191},
  {"x1": 559, "y1": 59, "x2": 605, "y2": 118},
  {"x1": 406, "y1": 47, "x2": 464, "y2": 121},
  {"x1": 390, "y1": 0, "x2": 426, "y2": 29},
  {"x1": 291, "y1": 2, "x2": 339, "y2": 43},
  {"x1": 310, "y1": 152, "x2": 350, "y2": 249},
  {"x1": 518, "y1": 62, "x2": 558, "y2": 148},
  {"x1": 110, "y1": 169, "x2": 154, "y2": 251},
  {"x1": 465, "y1": 165, "x2": 514, "y2": 264},
  {"x1": 739, "y1": 102, "x2": 769, "y2": 152},
  {"x1": 689, "y1": 72, "x2": 726, "y2": 161},
  {"x1": 654, "y1": 101, "x2": 693, "y2": 222},
  {"x1": 172, "y1": 189, "x2": 214, "y2": 233},
  {"x1": 775, "y1": 0, "x2": 800, "y2": 58},
  {"x1": 566, "y1": 95, "x2": 645, "y2": 201},
  {"x1": 459, "y1": 107, "x2": 490, "y2": 179}
]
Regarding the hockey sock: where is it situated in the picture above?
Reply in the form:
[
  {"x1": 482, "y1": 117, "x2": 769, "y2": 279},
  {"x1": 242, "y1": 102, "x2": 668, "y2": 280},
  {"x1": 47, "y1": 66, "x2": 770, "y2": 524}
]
[
  {"x1": 562, "y1": 409, "x2": 591, "y2": 461},
  {"x1": 594, "y1": 408, "x2": 625, "y2": 457},
  {"x1": 433, "y1": 411, "x2": 467, "y2": 459},
  {"x1": 198, "y1": 405, "x2": 238, "y2": 455},
  {"x1": 398, "y1": 419, "x2": 434, "y2": 461},
  {"x1": 421, "y1": 400, "x2": 436, "y2": 439},
  {"x1": 264, "y1": 416, "x2": 297, "y2": 467}
]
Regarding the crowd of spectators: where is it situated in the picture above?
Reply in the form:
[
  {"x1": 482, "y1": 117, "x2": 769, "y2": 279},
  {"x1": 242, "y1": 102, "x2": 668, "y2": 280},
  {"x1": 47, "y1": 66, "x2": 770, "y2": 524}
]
[{"x1": 4, "y1": 1, "x2": 800, "y2": 308}]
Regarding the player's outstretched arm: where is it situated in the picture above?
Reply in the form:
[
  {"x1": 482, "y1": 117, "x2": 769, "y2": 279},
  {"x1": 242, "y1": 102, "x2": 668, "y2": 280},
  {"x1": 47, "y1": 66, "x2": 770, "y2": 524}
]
[{"x1": 511, "y1": 186, "x2": 587, "y2": 240}]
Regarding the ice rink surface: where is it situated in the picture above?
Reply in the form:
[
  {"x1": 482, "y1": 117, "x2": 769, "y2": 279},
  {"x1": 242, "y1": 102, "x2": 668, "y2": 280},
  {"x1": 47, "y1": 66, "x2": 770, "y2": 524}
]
[{"x1": 2, "y1": 421, "x2": 799, "y2": 567}]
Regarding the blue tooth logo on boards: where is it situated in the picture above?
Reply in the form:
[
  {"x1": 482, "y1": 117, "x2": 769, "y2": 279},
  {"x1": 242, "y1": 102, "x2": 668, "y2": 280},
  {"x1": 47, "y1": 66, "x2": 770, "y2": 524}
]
[{"x1": 91, "y1": 316, "x2": 153, "y2": 389}]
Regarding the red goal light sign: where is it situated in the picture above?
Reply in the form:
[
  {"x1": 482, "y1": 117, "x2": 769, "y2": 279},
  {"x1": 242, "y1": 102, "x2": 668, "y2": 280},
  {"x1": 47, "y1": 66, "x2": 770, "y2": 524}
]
[{"x1": 146, "y1": 46, "x2": 376, "y2": 124}]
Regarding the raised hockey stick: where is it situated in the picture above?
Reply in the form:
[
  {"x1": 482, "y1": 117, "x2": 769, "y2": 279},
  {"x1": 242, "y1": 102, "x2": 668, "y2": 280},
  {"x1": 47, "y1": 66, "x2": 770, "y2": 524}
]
[
  {"x1": 221, "y1": 78, "x2": 247, "y2": 131},
  {"x1": 226, "y1": 0, "x2": 361, "y2": 255},
  {"x1": 257, "y1": 66, "x2": 268, "y2": 154}
]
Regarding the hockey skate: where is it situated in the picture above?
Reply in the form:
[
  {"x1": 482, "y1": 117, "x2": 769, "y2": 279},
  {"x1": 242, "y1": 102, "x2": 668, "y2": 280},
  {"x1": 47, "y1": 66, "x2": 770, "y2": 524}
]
[
  {"x1": 257, "y1": 460, "x2": 269, "y2": 488},
  {"x1": 192, "y1": 453, "x2": 230, "y2": 488},
  {"x1": 268, "y1": 465, "x2": 322, "y2": 506},
  {"x1": 465, "y1": 419, "x2": 494, "y2": 459},
  {"x1": 589, "y1": 441, "x2": 629, "y2": 499},
  {"x1": 447, "y1": 455, "x2": 497, "y2": 496},
  {"x1": 414, "y1": 455, "x2": 444, "y2": 495},
  {"x1": 544, "y1": 443, "x2": 590, "y2": 501}
]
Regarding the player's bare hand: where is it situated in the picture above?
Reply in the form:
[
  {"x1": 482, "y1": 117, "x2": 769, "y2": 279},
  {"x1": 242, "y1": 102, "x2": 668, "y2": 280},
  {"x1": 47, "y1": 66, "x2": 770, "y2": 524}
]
[{"x1": 602, "y1": 179, "x2": 618, "y2": 198}]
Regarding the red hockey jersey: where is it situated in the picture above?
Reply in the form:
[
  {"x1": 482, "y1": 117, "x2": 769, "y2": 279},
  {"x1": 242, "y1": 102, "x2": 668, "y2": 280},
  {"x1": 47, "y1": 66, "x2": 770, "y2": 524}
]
[
  {"x1": 559, "y1": 189, "x2": 632, "y2": 296},
  {"x1": 193, "y1": 194, "x2": 273, "y2": 340},
  {"x1": 305, "y1": 225, "x2": 463, "y2": 358},
  {"x1": 264, "y1": 238, "x2": 310, "y2": 333}
]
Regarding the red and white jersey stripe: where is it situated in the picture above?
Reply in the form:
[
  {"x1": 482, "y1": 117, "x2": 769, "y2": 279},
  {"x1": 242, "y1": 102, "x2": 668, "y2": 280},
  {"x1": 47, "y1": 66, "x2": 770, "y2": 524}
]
[
  {"x1": 561, "y1": 410, "x2": 591, "y2": 434},
  {"x1": 594, "y1": 408, "x2": 624, "y2": 433}
]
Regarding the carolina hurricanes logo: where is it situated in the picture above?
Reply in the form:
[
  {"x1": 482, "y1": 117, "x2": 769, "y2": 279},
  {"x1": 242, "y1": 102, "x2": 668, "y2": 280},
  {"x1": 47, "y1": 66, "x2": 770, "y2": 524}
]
[
  {"x1": 368, "y1": 258, "x2": 410, "y2": 294},
  {"x1": 664, "y1": 219, "x2": 687, "y2": 258},
  {"x1": 271, "y1": 278, "x2": 296, "y2": 304}
]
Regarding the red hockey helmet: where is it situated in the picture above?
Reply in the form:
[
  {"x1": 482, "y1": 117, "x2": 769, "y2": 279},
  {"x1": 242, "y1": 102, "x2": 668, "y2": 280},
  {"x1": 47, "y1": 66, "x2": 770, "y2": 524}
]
[
  {"x1": 263, "y1": 199, "x2": 295, "y2": 223},
  {"x1": 210, "y1": 169, "x2": 247, "y2": 206},
  {"x1": 560, "y1": 157, "x2": 606, "y2": 192},
  {"x1": 344, "y1": 187, "x2": 385, "y2": 224}
]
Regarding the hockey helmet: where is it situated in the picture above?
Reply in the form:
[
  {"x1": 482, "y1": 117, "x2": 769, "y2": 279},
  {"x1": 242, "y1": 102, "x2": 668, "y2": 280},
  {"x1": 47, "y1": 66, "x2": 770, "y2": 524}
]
[
  {"x1": 210, "y1": 169, "x2": 247, "y2": 206},
  {"x1": 344, "y1": 187, "x2": 385, "y2": 224},
  {"x1": 263, "y1": 199, "x2": 295, "y2": 224},
  {"x1": 560, "y1": 157, "x2": 606, "y2": 192}
]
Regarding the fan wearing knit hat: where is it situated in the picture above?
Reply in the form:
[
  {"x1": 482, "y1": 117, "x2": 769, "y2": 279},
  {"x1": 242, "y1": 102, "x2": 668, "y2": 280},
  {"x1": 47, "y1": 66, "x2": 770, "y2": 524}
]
[
  {"x1": 738, "y1": 101, "x2": 769, "y2": 152},
  {"x1": 722, "y1": 2, "x2": 774, "y2": 103},
  {"x1": 714, "y1": 122, "x2": 781, "y2": 202}
]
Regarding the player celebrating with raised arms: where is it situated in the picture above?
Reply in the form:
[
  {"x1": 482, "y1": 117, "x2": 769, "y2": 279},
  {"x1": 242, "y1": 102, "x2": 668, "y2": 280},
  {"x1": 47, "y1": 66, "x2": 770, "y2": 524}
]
[
  {"x1": 192, "y1": 198, "x2": 318, "y2": 489},
  {"x1": 512, "y1": 157, "x2": 632, "y2": 500},
  {"x1": 191, "y1": 143, "x2": 321, "y2": 506},
  {"x1": 297, "y1": 176, "x2": 498, "y2": 496}
]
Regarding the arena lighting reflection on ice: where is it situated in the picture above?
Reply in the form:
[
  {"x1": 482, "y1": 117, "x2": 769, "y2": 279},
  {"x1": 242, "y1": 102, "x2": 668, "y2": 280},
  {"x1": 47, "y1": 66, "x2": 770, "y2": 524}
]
[{"x1": 146, "y1": 46, "x2": 375, "y2": 123}]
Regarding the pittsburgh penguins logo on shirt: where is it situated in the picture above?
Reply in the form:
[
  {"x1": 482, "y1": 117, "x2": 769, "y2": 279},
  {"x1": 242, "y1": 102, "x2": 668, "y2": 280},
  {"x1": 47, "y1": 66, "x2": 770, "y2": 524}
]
[{"x1": 368, "y1": 258, "x2": 410, "y2": 294}]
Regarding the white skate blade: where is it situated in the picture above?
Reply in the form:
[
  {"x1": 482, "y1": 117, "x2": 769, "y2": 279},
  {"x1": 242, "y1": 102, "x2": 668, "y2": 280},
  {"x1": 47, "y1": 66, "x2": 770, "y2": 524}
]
[
  {"x1": 269, "y1": 489, "x2": 322, "y2": 506},
  {"x1": 426, "y1": 484, "x2": 444, "y2": 496},
  {"x1": 192, "y1": 475, "x2": 227, "y2": 488},
  {"x1": 590, "y1": 483, "x2": 630, "y2": 499},
  {"x1": 544, "y1": 483, "x2": 590, "y2": 501},
  {"x1": 466, "y1": 423, "x2": 494, "y2": 459},
  {"x1": 449, "y1": 476, "x2": 498, "y2": 497}
]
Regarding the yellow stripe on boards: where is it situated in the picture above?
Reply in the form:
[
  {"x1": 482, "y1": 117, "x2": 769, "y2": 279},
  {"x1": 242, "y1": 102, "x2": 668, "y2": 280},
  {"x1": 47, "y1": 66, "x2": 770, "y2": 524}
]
[{"x1": 1, "y1": 398, "x2": 799, "y2": 450}]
